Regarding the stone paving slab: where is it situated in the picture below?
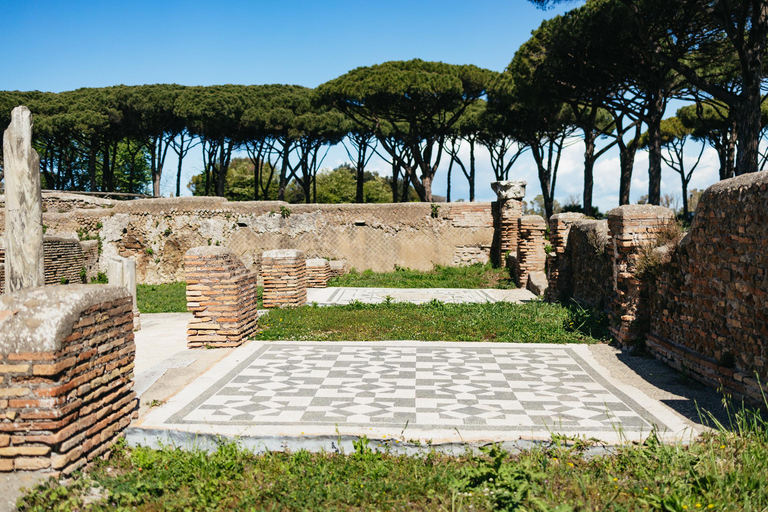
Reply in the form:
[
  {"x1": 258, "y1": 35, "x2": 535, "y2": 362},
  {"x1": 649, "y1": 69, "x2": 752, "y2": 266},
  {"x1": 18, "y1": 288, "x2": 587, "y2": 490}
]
[
  {"x1": 306, "y1": 287, "x2": 536, "y2": 306},
  {"x1": 131, "y1": 340, "x2": 696, "y2": 448}
]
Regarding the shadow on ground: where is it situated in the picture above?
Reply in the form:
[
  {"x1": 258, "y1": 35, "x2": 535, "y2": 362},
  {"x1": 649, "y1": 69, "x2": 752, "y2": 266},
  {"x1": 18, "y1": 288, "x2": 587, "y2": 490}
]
[{"x1": 612, "y1": 346, "x2": 750, "y2": 432}]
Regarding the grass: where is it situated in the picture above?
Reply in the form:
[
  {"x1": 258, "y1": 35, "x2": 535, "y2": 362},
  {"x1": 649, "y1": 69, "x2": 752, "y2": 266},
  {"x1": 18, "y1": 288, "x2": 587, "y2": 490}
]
[
  {"x1": 328, "y1": 263, "x2": 516, "y2": 289},
  {"x1": 253, "y1": 300, "x2": 609, "y2": 343},
  {"x1": 137, "y1": 283, "x2": 265, "y2": 313},
  {"x1": 17, "y1": 402, "x2": 768, "y2": 511},
  {"x1": 137, "y1": 282, "x2": 188, "y2": 313}
]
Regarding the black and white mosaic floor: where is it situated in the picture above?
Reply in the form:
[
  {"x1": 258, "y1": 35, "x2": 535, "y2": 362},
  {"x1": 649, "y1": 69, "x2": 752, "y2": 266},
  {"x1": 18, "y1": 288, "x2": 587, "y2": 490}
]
[{"x1": 138, "y1": 341, "x2": 691, "y2": 445}]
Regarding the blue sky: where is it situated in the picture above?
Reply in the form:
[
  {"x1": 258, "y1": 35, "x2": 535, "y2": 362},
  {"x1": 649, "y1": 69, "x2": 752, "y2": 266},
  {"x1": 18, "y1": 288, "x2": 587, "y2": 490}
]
[{"x1": 1, "y1": 0, "x2": 720, "y2": 209}]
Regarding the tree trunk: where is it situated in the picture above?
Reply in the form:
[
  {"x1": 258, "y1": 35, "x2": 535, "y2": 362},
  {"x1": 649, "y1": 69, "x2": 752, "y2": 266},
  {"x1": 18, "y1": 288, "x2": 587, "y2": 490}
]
[
  {"x1": 646, "y1": 91, "x2": 665, "y2": 205},
  {"x1": 446, "y1": 155, "x2": 453, "y2": 203},
  {"x1": 422, "y1": 173, "x2": 433, "y2": 202},
  {"x1": 355, "y1": 144, "x2": 365, "y2": 203},
  {"x1": 176, "y1": 154, "x2": 184, "y2": 197},
  {"x1": 468, "y1": 140, "x2": 475, "y2": 202},
  {"x1": 87, "y1": 139, "x2": 97, "y2": 192},
  {"x1": 733, "y1": 89, "x2": 762, "y2": 175},
  {"x1": 391, "y1": 161, "x2": 400, "y2": 203},
  {"x1": 618, "y1": 143, "x2": 635, "y2": 206},
  {"x1": 583, "y1": 131, "x2": 596, "y2": 217},
  {"x1": 152, "y1": 136, "x2": 162, "y2": 197},
  {"x1": 277, "y1": 140, "x2": 290, "y2": 201}
]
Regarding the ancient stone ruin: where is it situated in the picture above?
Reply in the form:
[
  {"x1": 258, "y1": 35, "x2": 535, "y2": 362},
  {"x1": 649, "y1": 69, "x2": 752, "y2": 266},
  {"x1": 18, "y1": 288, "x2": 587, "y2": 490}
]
[
  {"x1": 184, "y1": 246, "x2": 260, "y2": 348},
  {"x1": 548, "y1": 171, "x2": 768, "y2": 405}
]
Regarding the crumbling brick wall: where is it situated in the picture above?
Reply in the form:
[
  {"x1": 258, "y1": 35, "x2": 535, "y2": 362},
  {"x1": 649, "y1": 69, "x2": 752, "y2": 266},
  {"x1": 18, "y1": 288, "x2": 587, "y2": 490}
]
[
  {"x1": 647, "y1": 172, "x2": 768, "y2": 403},
  {"x1": 546, "y1": 213, "x2": 586, "y2": 301},
  {"x1": 515, "y1": 215, "x2": 546, "y2": 288},
  {"x1": 607, "y1": 205, "x2": 676, "y2": 348},
  {"x1": 185, "y1": 246, "x2": 260, "y2": 348},
  {"x1": 0, "y1": 285, "x2": 137, "y2": 474},
  {"x1": 0, "y1": 237, "x2": 99, "y2": 293},
  {"x1": 563, "y1": 220, "x2": 613, "y2": 311}
]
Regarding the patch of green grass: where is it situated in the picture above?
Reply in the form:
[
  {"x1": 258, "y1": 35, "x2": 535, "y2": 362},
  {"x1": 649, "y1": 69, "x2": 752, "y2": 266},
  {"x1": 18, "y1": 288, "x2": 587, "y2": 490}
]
[
  {"x1": 328, "y1": 263, "x2": 515, "y2": 289},
  {"x1": 18, "y1": 403, "x2": 768, "y2": 511},
  {"x1": 137, "y1": 283, "x2": 264, "y2": 313},
  {"x1": 253, "y1": 300, "x2": 607, "y2": 343},
  {"x1": 137, "y1": 282, "x2": 187, "y2": 313}
]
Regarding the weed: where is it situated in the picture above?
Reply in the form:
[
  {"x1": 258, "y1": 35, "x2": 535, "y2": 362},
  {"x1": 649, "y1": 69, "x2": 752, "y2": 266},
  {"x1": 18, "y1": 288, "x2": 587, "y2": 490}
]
[
  {"x1": 279, "y1": 205, "x2": 291, "y2": 219},
  {"x1": 430, "y1": 203, "x2": 440, "y2": 218},
  {"x1": 90, "y1": 272, "x2": 108, "y2": 284},
  {"x1": 163, "y1": 228, "x2": 172, "y2": 236},
  {"x1": 60, "y1": 276, "x2": 69, "y2": 285},
  {"x1": 145, "y1": 247, "x2": 154, "y2": 255},
  {"x1": 79, "y1": 266, "x2": 87, "y2": 283}
]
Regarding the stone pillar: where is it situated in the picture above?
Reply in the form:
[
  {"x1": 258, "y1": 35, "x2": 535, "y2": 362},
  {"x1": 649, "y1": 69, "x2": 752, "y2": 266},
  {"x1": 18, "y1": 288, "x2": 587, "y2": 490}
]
[
  {"x1": 3, "y1": 106, "x2": 43, "y2": 293},
  {"x1": 261, "y1": 249, "x2": 307, "y2": 308},
  {"x1": 607, "y1": 205, "x2": 676, "y2": 348},
  {"x1": 108, "y1": 257, "x2": 141, "y2": 331},
  {"x1": 515, "y1": 215, "x2": 547, "y2": 288},
  {"x1": 491, "y1": 181, "x2": 526, "y2": 267},
  {"x1": 306, "y1": 258, "x2": 331, "y2": 288},
  {"x1": 547, "y1": 213, "x2": 586, "y2": 301}
]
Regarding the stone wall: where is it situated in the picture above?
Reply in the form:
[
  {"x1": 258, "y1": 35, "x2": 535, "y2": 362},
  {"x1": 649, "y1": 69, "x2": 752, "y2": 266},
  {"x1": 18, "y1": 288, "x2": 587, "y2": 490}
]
[
  {"x1": 0, "y1": 236, "x2": 99, "y2": 293},
  {"x1": 184, "y1": 247, "x2": 260, "y2": 348},
  {"x1": 547, "y1": 172, "x2": 768, "y2": 404},
  {"x1": 607, "y1": 205, "x2": 676, "y2": 348},
  {"x1": 647, "y1": 172, "x2": 768, "y2": 403},
  {"x1": 0, "y1": 285, "x2": 137, "y2": 474},
  {"x1": 563, "y1": 220, "x2": 613, "y2": 311},
  {"x1": 15, "y1": 195, "x2": 498, "y2": 285},
  {"x1": 546, "y1": 213, "x2": 586, "y2": 301}
]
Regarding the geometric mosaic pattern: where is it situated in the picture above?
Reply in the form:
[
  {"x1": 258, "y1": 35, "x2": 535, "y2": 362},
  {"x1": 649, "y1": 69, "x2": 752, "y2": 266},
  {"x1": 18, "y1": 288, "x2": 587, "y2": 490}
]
[{"x1": 168, "y1": 343, "x2": 663, "y2": 433}]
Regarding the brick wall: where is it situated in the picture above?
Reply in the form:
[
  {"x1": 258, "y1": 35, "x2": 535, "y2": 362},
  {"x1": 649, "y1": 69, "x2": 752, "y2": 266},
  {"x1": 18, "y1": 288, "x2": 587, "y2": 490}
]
[
  {"x1": 647, "y1": 172, "x2": 768, "y2": 403},
  {"x1": 0, "y1": 285, "x2": 137, "y2": 474},
  {"x1": 306, "y1": 258, "x2": 331, "y2": 288},
  {"x1": 515, "y1": 215, "x2": 546, "y2": 288},
  {"x1": 184, "y1": 247, "x2": 260, "y2": 348},
  {"x1": 0, "y1": 237, "x2": 99, "y2": 293},
  {"x1": 563, "y1": 220, "x2": 613, "y2": 311},
  {"x1": 261, "y1": 249, "x2": 307, "y2": 308},
  {"x1": 607, "y1": 205, "x2": 676, "y2": 348},
  {"x1": 547, "y1": 213, "x2": 586, "y2": 301}
]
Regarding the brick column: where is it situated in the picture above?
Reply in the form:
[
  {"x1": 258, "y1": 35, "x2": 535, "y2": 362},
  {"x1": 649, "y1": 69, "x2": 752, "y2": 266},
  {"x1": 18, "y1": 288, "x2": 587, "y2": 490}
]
[
  {"x1": 306, "y1": 258, "x2": 331, "y2": 288},
  {"x1": 0, "y1": 285, "x2": 137, "y2": 475},
  {"x1": 515, "y1": 215, "x2": 547, "y2": 288},
  {"x1": 328, "y1": 260, "x2": 348, "y2": 278},
  {"x1": 547, "y1": 213, "x2": 586, "y2": 301},
  {"x1": 185, "y1": 247, "x2": 260, "y2": 348},
  {"x1": 261, "y1": 249, "x2": 307, "y2": 308},
  {"x1": 607, "y1": 205, "x2": 675, "y2": 348},
  {"x1": 491, "y1": 181, "x2": 526, "y2": 266}
]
